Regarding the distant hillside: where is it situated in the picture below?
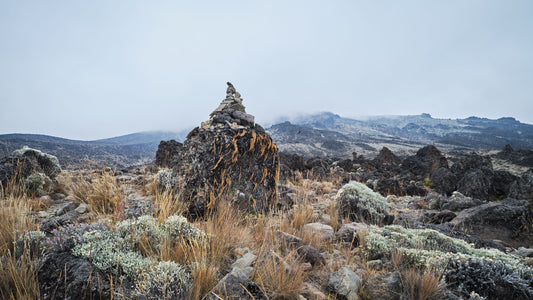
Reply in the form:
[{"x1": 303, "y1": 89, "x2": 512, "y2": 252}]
[
  {"x1": 3, "y1": 113, "x2": 532, "y2": 165},
  {"x1": 268, "y1": 113, "x2": 533, "y2": 158},
  {"x1": 0, "y1": 131, "x2": 187, "y2": 168}
]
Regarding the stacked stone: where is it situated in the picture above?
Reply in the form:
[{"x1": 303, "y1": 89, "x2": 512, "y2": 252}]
[
  {"x1": 201, "y1": 83, "x2": 255, "y2": 131},
  {"x1": 158, "y1": 83, "x2": 279, "y2": 218}
]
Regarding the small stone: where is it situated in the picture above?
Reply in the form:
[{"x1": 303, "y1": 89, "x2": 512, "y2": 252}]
[
  {"x1": 38, "y1": 211, "x2": 51, "y2": 218},
  {"x1": 327, "y1": 267, "x2": 362, "y2": 300},
  {"x1": 55, "y1": 202, "x2": 79, "y2": 216},
  {"x1": 75, "y1": 203, "x2": 88, "y2": 214},
  {"x1": 232, "y1": 252, "x2": 257, "y2": 270},
  {"x1": 301, "y1": 223, "x2": 334, "y2": 241},
  {"x1": 234, "y1": 247, "x2": 250, "y2": 256},
  {"x1": 366, "y1": 260, "x2": 383, "y2": 270}
]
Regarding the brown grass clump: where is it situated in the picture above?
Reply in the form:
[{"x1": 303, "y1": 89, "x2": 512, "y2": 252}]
[
  {"x1": 65, "y1": 167, "x2": 124, "y2": 215},
  {"x1": 399, "y1": 268, "x2": 445, "y2": 300},
  {"x1": 0, "y1": 189, "x2": 41, "y2": 299}
]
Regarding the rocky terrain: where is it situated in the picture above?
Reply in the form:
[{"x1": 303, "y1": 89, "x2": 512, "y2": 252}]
[
  {"x1": 1, "y1": 84, "x2": 533, "y2": 299},
  {"x1": 0, "y1": 131, "x2": 188, "y2": 168},
  {"x1": 268, "y1": 112, "x2": 533, "y2": 158}
]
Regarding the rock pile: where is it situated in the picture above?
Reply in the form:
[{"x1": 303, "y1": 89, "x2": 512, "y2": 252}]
[
  {"x1": 157, "y1": 83, "x2": 279, "y2": 217},
  {"x1": 0, "y1": 146, "x2": 62, "y2": 195}
]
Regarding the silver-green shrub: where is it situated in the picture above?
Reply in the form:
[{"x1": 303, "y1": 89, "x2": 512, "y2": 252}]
[
  {"x1": 362, "y1": 225, "x2": 533, "y2": 298},
  {"x1": 336, "y1": 181, "x2": 391, "y2": 224},
  {"x1": 135, "y1": 261, "x2": 192, "y2": 299},
  {"x1": 71, "y1": 214, "x2": 203, "y2": 298},
  {"x1": 156, "y1": 170, "x2": 177, "y2": 190},
  {"x1": 13, "y1": 146, "x2": 62, "y2": 179},
  {"x1": 24, "y1": 172, "x2": 52, "y2": 196}
]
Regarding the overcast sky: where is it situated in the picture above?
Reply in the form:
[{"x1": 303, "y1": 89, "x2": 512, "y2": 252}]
[{"x1": 1, "y1": 1, "x2": 532, "y2": 140}]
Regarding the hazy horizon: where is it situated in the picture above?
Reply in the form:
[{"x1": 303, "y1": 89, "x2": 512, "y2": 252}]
[{"x1": 2, "y1": 1, "x2": 532, "y2": 140}]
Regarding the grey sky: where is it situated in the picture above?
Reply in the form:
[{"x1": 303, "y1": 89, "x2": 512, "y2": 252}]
[{"x1": 1, "y1": 1, "x2": 532, "y2": 140}]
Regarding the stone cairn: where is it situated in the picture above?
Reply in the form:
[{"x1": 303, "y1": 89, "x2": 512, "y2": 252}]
[{"x1": 158, "y1": 82, "x2": 280, "y2": 218}]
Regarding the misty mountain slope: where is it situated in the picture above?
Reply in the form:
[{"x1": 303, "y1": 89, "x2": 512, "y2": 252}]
[
  {"x1": 268, "y1": 112, "x2": 533, "y2": 158},
  {"x1": 0, "y1": 131, "x2": 185, "y2": 167}
]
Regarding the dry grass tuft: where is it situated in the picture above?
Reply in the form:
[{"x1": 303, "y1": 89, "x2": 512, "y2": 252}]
[
  {"x1": 65, "y1": 167, "x2": 124, "y2": 215},
  {"x1": 252, "y1": 247, "x2": 307, "y2": 299},
  {"x1": 399, "y1": 267, "x2": 445, "y2": 300},
  {"x1": 0, "y1": 186, "x2": 41, "y2": 299}
]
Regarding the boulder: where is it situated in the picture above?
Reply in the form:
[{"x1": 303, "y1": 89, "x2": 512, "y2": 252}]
[
  {"x1": 492, "y1": 170, "x2": 518, "y2": 198},
  {"x1": 297, "y1": 245, "x2": 325, "y2": 267},
  {"x1": 509, "y1": 169, "x2": 533, "y2": 201},
  {"x1": 301, "y1": 223, "x2": 334, "y2": 241},
  {"x1": 163, "y1": 84, "x2": 280, "y2": 217},
  {"x1": 38, "y1": 251, "x2": 111, "y2": 299},
  {"x1": 429, "y1": 167, "x2": 457, "y2": 196},
  {"x1": 206, "y1": 267, "x2": 266, "y2": 300},
  {"x1": 327, "y1": 267, "x2": 362, "y2": 300},
  {"x1": 154, "y1": 139, "x2": 182, "y2": 168},
  {"x1": 456, "y1": 168, "x2": 494, "y2": 200},
  {"x1": 335, "y1": 222, "x2": 369, "y2": 245},
  {"x1": 0, "y1": 146, "x2": 61, "y2": 195},
  {"x1": 401, "y1": 145, "x2": 448, "y2": 180},
  {"x1": 375, "y1": 178, "x2": 402, "y2": 196},
  {"x1": 450, "y1": 198, "x2": 533, "y2": 248}
]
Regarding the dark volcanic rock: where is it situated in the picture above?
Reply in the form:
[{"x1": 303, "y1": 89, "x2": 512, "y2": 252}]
[
  {"x1": 297, "y1": 245, "x2": 325, "y2": 267},
  {"x1": 450, "y1": 198, "x2": 533, "y2": 248},
  {"x1": 206, "y1": 267, "x2": 266, "y2": 300},
  {"x1": 375, "y1": 178, "x2": 402, "y2": 196},
  {"x1": 166, "y1": 85, "x2": 279, "y2": 217},
  {"x1": 39, "y1": 251, "x2": 111, "y2": 299},
  {"x1": 401, "y1": 145, "x2": 448, "y2": 180},
  {"x1": 0, "y1": 146, "x2": 61, "y2": 191},
  {"x1": 456, "y1": 168, "x2": 494, "y2": 200},
  {"x1": 373, "y1": 147, "x2": 402, "y2": 167},
  {"x1": 509, "y1": 169, "x2": 533, "y2": 201},
  {"x1": 430, "y1": 167, "x2": 457, "y2": 196},
  {"x1": 155, "y1": 139, "x2": 182, "y2": 168},
  {"x1": 492, "y1": 170, "x2": 518, "y2": 198}
]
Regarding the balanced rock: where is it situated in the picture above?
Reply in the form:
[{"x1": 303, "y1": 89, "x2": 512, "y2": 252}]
[{"x1": 165, "y1": 83, "x2": 279, "y2": 217}]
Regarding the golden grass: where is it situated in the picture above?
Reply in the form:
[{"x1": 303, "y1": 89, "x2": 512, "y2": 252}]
[
  {"x1": 65, "y1": 167, "x2": 124, "y2": 216},
  {"x1": 399, "y1": 268, "x2": 445, "y2": 300},
  {"x1": 0, "y1": 186, "x2": 41, "y2": 299}
]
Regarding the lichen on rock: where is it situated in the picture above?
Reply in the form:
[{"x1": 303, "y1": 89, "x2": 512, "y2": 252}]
[{"x1": 157, "y1": 83, "x2": 280, "y2": 217}]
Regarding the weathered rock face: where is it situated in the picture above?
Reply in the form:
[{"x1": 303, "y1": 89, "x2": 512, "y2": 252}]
[
  {"x1": 0, "y1": 146, "x2": 61, "y2": 195},
  {"x1": 401, "y1": 145, "x2": 448, "y2": 180},
  {"x1": 509, "y1": 169, "x2": 533, "y2": 201},
  {"x1": 155, "y1": 139, "x2": 182, "y2": 168},
  {"x1": 166, "y1": 84, "x2": 279, "y2": 217}
]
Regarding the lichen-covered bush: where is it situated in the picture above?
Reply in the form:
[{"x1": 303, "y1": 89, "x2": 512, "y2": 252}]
[
  {"x1": 156, "y1": 170, "x2": 177, "y2": 191},
  {"x1": 336, "y1": 181, "x2": 392, "y2": 224},
  {"x1": 12, "y1": 146, "x2": 62, "y2": 179},
  {"x1": 135, "y1": 261, "x2": 191, "y2": 299},
  {"x1": 445, "y1": 256, "x2": 533, "y2": 299},
  {"x1": 24, "y1": 173, "x2": 52, "y2": 196},
  {"x1": 71, "y1": 215, "x2": 203, "y2": 298},
  {"x1": 363, "y1": 225, "x2": 520, "y2": 265},
  {"x1": 14, "y1": 230, "x2": 46, "y2": 259},
  {"x1": 362, "y1": 225, "x2": 533, "y2": 299},
  {"x1": 47, "y1": 219, "x2": 111, "y2": 252}
]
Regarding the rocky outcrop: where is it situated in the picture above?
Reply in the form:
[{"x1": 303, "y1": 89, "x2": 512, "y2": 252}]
[
  {"x1": 401, "y1": 145, "x2": 448, "y2": 180},
  {"x1": 0, "y1": 146, "x2": 61, "y2": 195},
  {"x1": 449, "y1": 198, "x2": 533, "y2": 248},
  {"x1": 509, "y1": 169, "x2": 533, "y2": 201},
  {"x1": 155, "y1": 139, "x2": 182, "y2": 168},
  {"x1": 164, "y1": 84, "x2": 279, "y2": 217}
]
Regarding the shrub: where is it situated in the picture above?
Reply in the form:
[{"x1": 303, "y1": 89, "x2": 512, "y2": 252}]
[
  {"x1": 47, "y1": 219, "x2": 111, "y2": 252},
  {"x1": 24, "y1": 173, "x2": 52, "y2": 197},
  {"x1": 336, "y1": 181, "x2": 391, "y2": 224},
  {"x1": 362, "y1": 225, "x2": 533, "y2": 299},
  {"x1": 71, "y1": 214, "x2": 204, "y2": 298},
  {"x1": 136, "y1": 261, "x2": 191, "y2": 299},
  {"x1": 444, "y1": 256, "x2": 533, "y2": 299}
]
